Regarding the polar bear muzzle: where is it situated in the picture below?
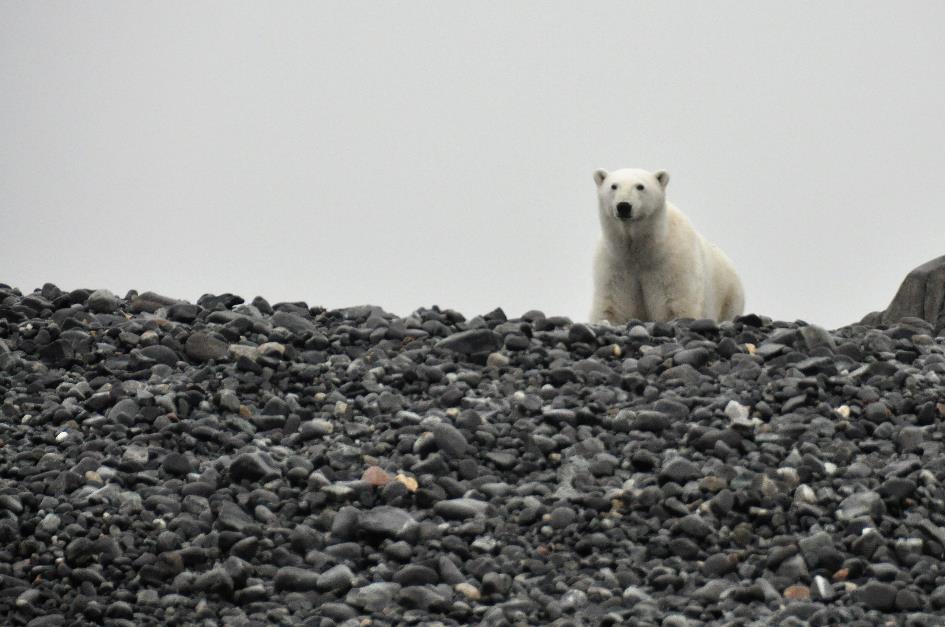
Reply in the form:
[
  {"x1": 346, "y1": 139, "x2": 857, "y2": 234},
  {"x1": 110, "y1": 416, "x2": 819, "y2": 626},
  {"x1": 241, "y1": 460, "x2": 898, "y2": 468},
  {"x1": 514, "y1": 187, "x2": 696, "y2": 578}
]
[{"x1": 616, "y1": 202, "x2": 633, "y2": 220}]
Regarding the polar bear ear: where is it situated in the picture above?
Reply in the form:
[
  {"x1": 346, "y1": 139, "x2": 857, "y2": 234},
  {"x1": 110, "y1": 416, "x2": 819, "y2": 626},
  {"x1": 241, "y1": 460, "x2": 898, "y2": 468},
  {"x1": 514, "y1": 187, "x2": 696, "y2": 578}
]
[
  {"x1": 654, "y1": 170, "x2": 670, "y2": 189},
  {"x1": 593, "y1": 169, "x2": 608, "y2": 187}
]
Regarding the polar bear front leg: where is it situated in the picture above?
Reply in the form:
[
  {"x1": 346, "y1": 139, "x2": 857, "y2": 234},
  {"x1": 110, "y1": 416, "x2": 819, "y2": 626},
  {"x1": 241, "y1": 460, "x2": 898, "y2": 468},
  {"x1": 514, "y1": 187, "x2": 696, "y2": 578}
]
[
  {"x1": 591, "y1": 244, "x2": 622, "y2": 324},
  {"x1": 719, "y1": 281, "x2": 746, "y2": 320},
  {"x1": 589, "y1": 290, "x2": 618, "y2": 325}
]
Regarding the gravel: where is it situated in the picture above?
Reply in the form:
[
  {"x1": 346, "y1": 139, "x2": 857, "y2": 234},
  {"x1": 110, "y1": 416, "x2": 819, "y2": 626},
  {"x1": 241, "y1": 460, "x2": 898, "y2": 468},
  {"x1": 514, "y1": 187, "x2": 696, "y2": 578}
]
[{"x1": 3, "y1": 282, "x2": 945, "y2": 625}]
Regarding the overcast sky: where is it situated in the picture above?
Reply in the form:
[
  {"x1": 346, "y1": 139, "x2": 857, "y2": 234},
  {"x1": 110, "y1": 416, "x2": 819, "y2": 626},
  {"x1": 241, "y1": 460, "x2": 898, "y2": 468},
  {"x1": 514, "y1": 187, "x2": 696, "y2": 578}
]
[{"x1": 2, "y1": 2, "x2": 944, "y2": 329}]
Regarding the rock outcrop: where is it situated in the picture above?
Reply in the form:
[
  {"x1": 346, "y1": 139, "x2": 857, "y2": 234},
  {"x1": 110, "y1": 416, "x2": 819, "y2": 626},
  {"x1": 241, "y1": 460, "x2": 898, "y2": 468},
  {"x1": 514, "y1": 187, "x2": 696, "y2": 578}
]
[{"x1": 861, "y1": 255, "x2": 945, "y2": 334}]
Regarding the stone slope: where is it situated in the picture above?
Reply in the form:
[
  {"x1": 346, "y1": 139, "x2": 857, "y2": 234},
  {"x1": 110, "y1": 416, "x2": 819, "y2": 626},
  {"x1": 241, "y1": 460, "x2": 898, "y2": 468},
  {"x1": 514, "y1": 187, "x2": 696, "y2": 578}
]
[{"x1": 1, "y1": 283, "x2": 945, "y2": 626}]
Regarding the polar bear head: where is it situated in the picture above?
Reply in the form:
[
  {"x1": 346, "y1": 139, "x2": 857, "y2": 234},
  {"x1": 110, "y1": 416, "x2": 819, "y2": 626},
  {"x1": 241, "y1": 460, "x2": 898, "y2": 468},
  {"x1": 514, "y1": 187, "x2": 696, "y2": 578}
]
[{"x1": 593, "y1": 168, "x2": 669, "y2": 224}]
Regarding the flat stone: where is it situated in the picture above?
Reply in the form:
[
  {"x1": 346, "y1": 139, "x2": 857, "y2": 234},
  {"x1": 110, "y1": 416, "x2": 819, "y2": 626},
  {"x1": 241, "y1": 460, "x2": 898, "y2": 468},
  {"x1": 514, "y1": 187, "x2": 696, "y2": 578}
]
[
  {"x1": 358, "y1": 506, "x2": 418, "y2": 540},
  {"x1": 673, "y1": 347, "x2": 710, "y2": 368},
  {"x1": 660, "y1": 457, "x2": 701, "y2": 483},
  {"x1": 879, "y1": 477, "x2": 916, "y2": 501},
  {"x1": 693, "y1": 579, "x2": 731, "y2": 602},
  {"x1": 228, "y1": 452, "x2": 280, "y2": 482},
  {"x1": 676, "y1": 514, "x2": 712, "y2": 538},
  {"x1": 274, "y1": 566, "x2": 320, "y2": 592},
  {"x1": 272, "y1": 311, "x2": 316, "y2": 335},
  {"x1": 192, "y1": 567, "x2": 234, "y2": 597},
  {"x1": 184, "y1": 332, "x2": 228, "y2": 362},
  {"x1": 837, "y1": 491, "x2": 885, "y2": 521},
  {"x1": 798, "y1": 325, "x2": 836, "y2": 351},
  {"x1": 397, "y1": 584, "x2": 450, "y2": 610},
  {"x1": 628, "y1": 410, "x2": 670, "y2": 433},
  {"x1": 138, "y1": 344, "x2": 179, "y2": 367},
  {"x1": 436, "y1": 329, "x2": 500, "y2": 355},
  {"x1": 106, "y1": 398, "x2": 140, "y2": 423},
  {"x1": 857, "y1": 581, "x2": 898, "y2": 611},
  {"x1": 393, "y1": 564, "x2": 439, "y2": 586},
  {"x1": 346, "y1": 582, "x2": 401, "y2": 612},
  {"x1": 216, "y1": 501, "x2": 255, "y2": 533},
  {"x1": 167, "y1": 303, "x2": 200, "y2": 322},
  {"x1": 317, "y1": 564, "x2": 357, "y2": 592},
  {"x1": 130, "y1": 291, "x2": 182, "y2": 313},
  {"x1": 777, "y1": 554, "x2": 809, "y2": 580},
  {"x1": 799, "y1": 531, "x2": 837, "y2": 569},
  {"x1": 122, "y1": 445, "x2": 149, "y2": 465},
  {"x1": 702, "y1": 553, "x2": 737, "y2": 577},
  {"x1": 433, "y1": 498, "x2": 490, "y2": 520}
]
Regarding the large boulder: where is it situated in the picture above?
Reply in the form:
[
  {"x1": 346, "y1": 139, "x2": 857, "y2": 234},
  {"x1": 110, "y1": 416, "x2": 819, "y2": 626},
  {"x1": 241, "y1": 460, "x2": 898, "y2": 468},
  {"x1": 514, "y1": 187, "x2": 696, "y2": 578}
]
[{"x1": 861, "y1": 255, "x2": 945, "y2": 333}]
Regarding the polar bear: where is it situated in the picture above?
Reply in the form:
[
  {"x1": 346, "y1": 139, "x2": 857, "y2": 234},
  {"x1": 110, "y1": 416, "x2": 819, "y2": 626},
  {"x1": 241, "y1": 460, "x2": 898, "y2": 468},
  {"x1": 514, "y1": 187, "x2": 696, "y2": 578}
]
[{"x1": 590, "y1": 168, "x2": 744, "y2": 324}]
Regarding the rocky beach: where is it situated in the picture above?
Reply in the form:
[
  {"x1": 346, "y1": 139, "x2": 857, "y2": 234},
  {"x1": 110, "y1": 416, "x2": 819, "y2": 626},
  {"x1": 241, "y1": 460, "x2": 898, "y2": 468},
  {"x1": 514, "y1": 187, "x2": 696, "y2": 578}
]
[{"x1": 2, "y1": 270, "x2": 945, "y2": 626}]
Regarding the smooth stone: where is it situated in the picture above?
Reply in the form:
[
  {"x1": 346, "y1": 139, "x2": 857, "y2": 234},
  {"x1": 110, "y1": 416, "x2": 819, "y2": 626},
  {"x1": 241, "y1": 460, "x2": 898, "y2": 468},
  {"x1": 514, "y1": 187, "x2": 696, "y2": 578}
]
[
  {"x1": 431, "y1": 422, "x2": 469, "y2": 458},
  {"x1": 837, "y1": 491, "x2": 885, "y2": 521},
  {"x1": 393, "y1": 564, "x2": 439, "y2": 586},
  {"x1": 317, "y1": 564, "x2": 357, "y2": 592},
  {"x1": 857, "y1": 581, "x2": 898, "y2": 611},
  {"x1": 433, "y1": 498, "x2": 490, "y2": 520},
  {"x1": 272, "y1": 311, "x2": 316, "y2": 335},
  {"x1": 673, "y1": 347, "x2": 710, "y2": 368},
  {"x1": 346, "y1": 582, "x2": 401, "y2": 612},
  {"x1": 436, "y1": 329, "x2": 500, "y2": 355},
  {"x1": 138, "y1": 345, "x2": 180, "y2": 367},
  {"x1": 107, "y1": 398, "x2": 140, "y2": 423},
  {"x1": 216, "y1": 501, "x2": 256, "y2": 533},
  {"x1": 660, "y1": 457, "x2": 701, "y2": 483},
  {"x1": 358, "y1": 506, "x2": 419, "y2": 540},
  {"x1": 162, "y1": 453, "x2": 193, "y2": 476},
  {"x1": 184, "y1": 332, "x2": 228, "y2": 362},
  {"x1": 130, "y1": 291, "x2": 182, "y2": 313},
  {"x1": 228, "y1": 452, "x2": 280, "y2": 482},
  {"x1": 274, "y1": 566, "x2": 320, "y2": 592},
  {"x1": 87, "y1": 289, "x2": 120, "y2": 314},
  {"x1": 192, "y1": 567, "x2": 234, "y2": 597}
]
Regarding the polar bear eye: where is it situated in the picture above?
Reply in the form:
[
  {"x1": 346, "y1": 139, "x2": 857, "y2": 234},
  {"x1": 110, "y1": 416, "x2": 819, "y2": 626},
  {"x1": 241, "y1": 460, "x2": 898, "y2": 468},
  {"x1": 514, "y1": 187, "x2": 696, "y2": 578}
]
[
  {"x1": 636, "y1": 184, "x2": 645, "y2": 191},
  {"x1": 610, "y1": 184, "x2": 617, "y2": 190}
]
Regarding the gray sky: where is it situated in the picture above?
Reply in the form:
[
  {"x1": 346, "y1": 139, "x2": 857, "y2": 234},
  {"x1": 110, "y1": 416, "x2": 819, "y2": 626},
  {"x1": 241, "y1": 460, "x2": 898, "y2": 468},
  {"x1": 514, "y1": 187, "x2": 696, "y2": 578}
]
[{"x1": 3, "y1": 2, "x2": 944, "y2": 329}]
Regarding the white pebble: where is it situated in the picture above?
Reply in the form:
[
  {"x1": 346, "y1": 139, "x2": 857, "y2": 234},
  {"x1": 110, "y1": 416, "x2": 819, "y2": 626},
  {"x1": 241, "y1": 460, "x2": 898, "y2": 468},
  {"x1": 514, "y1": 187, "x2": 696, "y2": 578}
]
[
  {"x1": 724, "y1": 400, "x2": 749, "y2": 422},
  {"x1": 794, "y1": 484, "x2": 817, "y2": 504}
]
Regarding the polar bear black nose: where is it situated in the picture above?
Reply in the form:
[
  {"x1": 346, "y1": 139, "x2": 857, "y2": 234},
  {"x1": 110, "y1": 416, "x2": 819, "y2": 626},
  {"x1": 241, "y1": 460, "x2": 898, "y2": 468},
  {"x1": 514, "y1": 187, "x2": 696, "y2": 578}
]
[{"x1": 616, "y1": 202, "x2": 633, "y2": 219}]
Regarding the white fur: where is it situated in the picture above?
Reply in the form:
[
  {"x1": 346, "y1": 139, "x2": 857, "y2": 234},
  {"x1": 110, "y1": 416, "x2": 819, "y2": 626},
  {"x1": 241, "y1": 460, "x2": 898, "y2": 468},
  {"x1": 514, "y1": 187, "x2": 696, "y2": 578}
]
[{"x1": 590, "y1": 168, "x2": 745, "y2": 324}]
